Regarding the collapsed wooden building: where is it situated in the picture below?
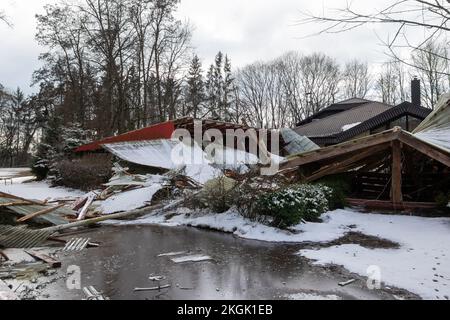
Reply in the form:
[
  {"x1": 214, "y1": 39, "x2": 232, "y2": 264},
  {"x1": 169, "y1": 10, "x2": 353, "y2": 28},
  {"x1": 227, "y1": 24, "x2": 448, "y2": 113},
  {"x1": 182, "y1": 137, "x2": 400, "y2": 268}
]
[{"x1": 280, "y1": 95, "x2": 450, "y2": 210}]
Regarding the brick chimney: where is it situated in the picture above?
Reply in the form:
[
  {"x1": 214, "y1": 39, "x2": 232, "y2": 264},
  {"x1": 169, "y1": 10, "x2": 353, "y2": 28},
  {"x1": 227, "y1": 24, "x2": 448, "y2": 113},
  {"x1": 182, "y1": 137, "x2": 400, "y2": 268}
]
[{"x1": 411, "y1": 77, "x2": 421, "y2": 107}]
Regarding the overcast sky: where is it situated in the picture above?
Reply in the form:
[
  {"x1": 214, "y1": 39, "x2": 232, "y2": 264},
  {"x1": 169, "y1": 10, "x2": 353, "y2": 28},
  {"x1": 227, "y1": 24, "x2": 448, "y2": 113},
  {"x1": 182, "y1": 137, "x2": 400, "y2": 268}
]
[{"x1": 0, "y1": 0, "x2": 412, "y2": 94}]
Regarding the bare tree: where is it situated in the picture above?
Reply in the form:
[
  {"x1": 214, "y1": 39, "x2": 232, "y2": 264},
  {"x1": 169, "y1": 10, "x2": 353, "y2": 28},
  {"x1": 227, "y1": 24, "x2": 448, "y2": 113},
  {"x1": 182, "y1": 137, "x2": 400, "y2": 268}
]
[
  {"x1": 280, "y1": 52, "x2": 340, "y2": 122},
  {"x1": 375, "y1": 60, "x2": 409, "y2": 105},
  {"x1": 411, "y1": 40, "x2": 449, "y2": 108},
  {"x1": 299, "y1": 0, "x2": 450, "y2": 76},
  {"x1": 341, "y1": 59, "x2": 371, "y2": 99}
]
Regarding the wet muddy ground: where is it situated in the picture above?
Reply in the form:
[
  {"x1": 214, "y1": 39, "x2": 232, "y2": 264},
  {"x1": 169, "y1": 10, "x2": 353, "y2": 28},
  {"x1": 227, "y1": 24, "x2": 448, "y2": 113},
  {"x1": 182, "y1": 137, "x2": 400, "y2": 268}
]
[{"x1": 8, "y1": 224, "x2": 417, "y2": 300}]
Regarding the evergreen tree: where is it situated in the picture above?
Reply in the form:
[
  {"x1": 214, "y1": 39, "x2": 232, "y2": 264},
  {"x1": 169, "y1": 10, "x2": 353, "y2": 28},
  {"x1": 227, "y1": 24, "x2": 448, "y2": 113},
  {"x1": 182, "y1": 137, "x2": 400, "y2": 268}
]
[
  {"x1": 186, "y1": 55, "x2": 205, "y2": 118},
  {"x1": 206, "y1": 64, "x2": 218, "y2": 118},
  {"x1": 214, "y1": 52, "x2": 224, "y2": 119},
  {"x1": 205, "y1": 51, "x2": 235, "y2": 120},
  {"x1": 222, "y1": 55, "x2": 235, "y2": 121},
  {"x1": 32, "y1": 114, "x2": 64, "y2": 180}
]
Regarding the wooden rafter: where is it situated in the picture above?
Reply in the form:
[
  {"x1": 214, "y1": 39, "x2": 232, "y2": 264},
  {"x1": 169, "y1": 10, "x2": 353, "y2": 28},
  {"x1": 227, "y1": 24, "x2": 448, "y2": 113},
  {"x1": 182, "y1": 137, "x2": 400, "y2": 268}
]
[
  {"x1": 280, "y1": 129, "x2": 400, "y2": 171},
  {"x1": 303, "y1": 144, "x2": 390, "y2": 183},
  {"x1": 399, "y1": 131, "x2": 450, "y2": 168}
]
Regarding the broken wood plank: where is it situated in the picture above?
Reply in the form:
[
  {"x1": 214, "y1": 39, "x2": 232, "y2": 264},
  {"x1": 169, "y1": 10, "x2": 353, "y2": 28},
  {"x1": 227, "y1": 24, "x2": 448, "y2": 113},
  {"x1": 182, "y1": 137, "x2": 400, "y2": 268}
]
[
  {"x1": 338, "y1": 279, "x2": 356, "y2": 287},
  {"x1": 0, "y1": 201, "x2": 33, "y2": 207},
  {"x1": 16, "y1": 204, "x2": 66, "y2": 223},
  {"x1": 25, "y1": 250, "x2": 62, "y2": 268},
  {"x1": 77, "y1": 194, "x2": 96, "y2": 221},
  {"x1": 0, "y1": 191, "x2": 44, "y2": 206}
]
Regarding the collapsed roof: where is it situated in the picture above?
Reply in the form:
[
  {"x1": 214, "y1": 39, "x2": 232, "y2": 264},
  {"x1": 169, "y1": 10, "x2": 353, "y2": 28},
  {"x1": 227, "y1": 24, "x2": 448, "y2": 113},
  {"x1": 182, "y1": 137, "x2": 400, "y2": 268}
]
[{"x1": 281, "y1": 94, "x2": 450, "y2": 206}]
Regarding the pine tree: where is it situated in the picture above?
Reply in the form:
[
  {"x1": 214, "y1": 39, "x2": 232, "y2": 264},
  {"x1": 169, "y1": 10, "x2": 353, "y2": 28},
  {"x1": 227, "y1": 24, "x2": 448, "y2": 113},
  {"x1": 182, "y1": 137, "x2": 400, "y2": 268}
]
[
  {"x1": 214, "y1": 52, "x2": 224, "y2": 119},
  {"x1": 206, "y1": 64, "x2": 218, "y2": 118},
  {"x1": 222, "y1": 55, "x2": 235, "y2": 121},
  {"x1": 32, "y1": 114, "x2": 64, "y2": 180},
  {"x1": 186, "y1": 55, "x2": 205, "y2": 118}
]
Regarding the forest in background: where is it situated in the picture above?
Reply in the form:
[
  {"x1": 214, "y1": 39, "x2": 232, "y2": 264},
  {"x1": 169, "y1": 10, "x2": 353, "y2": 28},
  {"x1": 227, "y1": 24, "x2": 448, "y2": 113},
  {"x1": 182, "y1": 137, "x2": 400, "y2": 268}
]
[{"x1": 1, "y1": 0, "x2": 449, "y2": 168}]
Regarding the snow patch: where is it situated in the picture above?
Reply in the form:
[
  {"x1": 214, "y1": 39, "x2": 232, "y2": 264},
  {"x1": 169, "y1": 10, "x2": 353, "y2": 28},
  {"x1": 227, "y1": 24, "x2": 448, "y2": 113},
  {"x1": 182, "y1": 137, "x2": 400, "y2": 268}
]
[
  {"x1": 0, "y1": 179, "x2": 83, "y2": 201},
  {"x1": 342, "y1": 122, "x2": 361, "y2": 131},
  {"x1": 99, "y1": 184, "x2": 163, "y2": 214}
]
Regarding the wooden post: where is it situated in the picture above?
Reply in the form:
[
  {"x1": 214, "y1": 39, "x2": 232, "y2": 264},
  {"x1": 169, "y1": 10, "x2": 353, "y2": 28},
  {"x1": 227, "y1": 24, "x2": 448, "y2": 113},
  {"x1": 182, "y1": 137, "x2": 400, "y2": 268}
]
[{"x1": 391, "y1": 140, "x2": 403, "y2": 205}]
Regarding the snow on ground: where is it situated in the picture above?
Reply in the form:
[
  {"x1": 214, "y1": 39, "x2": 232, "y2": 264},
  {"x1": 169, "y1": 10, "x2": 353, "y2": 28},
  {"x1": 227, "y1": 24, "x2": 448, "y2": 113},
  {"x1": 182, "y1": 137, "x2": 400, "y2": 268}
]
[
  {"x1": 118, "y1": 208, "x2": 450, "y2": 299},
  {"x1": 119, "y1": 208, "x2": 351, "y2": 243},
  {"x1": 0, "y1": 173, "x2": 83, "y2": 201},
  {"x1": 0, "y1": 168, "x2": 31, "y2": 178},
  {"x1": 99, "y1": 184, "x2": 163, "y2": 214},
  {"x1": 298, "y1": 210, "x2": 450, "y2": 300}
]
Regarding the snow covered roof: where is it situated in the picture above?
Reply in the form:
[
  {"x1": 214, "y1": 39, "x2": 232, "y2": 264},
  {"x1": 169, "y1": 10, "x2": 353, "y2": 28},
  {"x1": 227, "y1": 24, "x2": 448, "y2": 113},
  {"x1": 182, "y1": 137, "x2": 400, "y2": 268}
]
[{"x1": 414, "y1": 93, "x2": 450, "y2": 152}]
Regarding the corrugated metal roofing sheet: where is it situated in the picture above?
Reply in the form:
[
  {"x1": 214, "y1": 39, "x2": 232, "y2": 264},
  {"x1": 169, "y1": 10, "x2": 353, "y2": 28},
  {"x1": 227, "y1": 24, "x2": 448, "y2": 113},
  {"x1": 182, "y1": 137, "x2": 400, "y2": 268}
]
[
  {"x1": 0, "y1": 197, "x2": 73, "y2": 226},
  {"x1": 0, "y1": 225, "x2": 53, "y2": 248},
  {"x1": 280, "y1": 129, "x2": 320, "y2": 155},
  {"x1": 414, "y1": 93, "x2": 450, "y2": 152},
  {"x1": 75, "y1": 121, "x2": 176, "y2": 152}
]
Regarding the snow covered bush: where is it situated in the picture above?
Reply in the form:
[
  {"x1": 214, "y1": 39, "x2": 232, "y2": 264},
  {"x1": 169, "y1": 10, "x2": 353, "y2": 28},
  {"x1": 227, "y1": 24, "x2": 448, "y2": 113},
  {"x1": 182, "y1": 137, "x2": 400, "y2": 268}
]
[
  {"x1": 193, "y1": 175, "x2": 239, "y2": 213},
  {"x1": 32, "y1": 119, "x2": 93, "y2": 181},
  {"x1": 53, "y1": 155, "x2": 112, "y2": 191},
  {"x1": 255, "y1": 184, "x2": 332, "y2": 228}
]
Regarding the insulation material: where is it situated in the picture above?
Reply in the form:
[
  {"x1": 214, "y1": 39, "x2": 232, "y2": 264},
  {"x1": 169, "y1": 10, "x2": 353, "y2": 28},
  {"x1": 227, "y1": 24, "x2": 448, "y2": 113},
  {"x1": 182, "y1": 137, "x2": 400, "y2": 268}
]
[
  {"x1": 414, "y1": 93, "x2": 450, "y2": 152},
  {"x1": 280, "y1": 128, "x2": 320, "y2": 155},
  {"x1": 104, "y1": 140, "x2": 221, "y2": 184},
  {"x1": 103, "y1": 140, "x2": 181, "y2": 170}
]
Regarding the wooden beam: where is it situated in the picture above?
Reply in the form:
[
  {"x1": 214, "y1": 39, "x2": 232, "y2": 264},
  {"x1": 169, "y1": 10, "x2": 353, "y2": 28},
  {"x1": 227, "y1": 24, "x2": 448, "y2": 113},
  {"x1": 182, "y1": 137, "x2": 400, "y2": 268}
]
[
  {"x1": 303, "y1": 144, "x2": 390, "y2": 183},
  {"x1": 0, "y1": 192, "x2": 44, "y2": 206},
  {"x1": 25, "y1": 250, "x2": 62, "y2": 268},
  {"x1": 16, "y1": 204, "x2": 65, "y2": 223},
  {"x1": 346, "y1": 198, "x2": 437, "y2": 210},
  {"x1": 280, "y1": 129, "x2": 399, "y2": 171},
  {"x1": 0, "y1": 201, "x2": 33, "y2": 207},
  {"x1": 391, "y1": 140, "x2": 403, "y2": 204},
  {"x1": 399, "y1": 131, "x2": 450, "y2": 168}
]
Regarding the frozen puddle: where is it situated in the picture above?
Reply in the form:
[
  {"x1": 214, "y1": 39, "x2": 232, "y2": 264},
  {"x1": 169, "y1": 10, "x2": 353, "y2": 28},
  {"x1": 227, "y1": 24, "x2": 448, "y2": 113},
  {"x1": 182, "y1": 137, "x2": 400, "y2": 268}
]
[{"x1": 171, "y1": 255, "x2": 213, "y2": 263}]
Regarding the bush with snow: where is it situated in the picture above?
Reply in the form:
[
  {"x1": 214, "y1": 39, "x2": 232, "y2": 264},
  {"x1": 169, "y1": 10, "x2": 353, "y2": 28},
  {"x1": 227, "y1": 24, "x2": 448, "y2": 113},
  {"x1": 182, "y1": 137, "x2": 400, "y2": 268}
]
[{"x1": 255, "y1": 184, "x2": 332, "y2": 228}]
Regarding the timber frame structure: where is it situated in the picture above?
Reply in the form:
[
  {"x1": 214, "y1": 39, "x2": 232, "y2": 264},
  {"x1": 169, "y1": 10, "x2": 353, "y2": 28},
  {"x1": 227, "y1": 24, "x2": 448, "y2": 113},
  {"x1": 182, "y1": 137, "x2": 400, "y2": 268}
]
[{"x1": 280, "y1": 127, "x2": 450, "y2": 209}]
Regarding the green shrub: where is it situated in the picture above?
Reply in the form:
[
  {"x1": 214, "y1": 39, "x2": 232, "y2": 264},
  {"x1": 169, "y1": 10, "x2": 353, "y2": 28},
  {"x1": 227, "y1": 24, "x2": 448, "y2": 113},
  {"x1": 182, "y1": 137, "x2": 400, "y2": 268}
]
[
  {"x1": 316, "y1": 176, "x2": 351, "y2": 210},
  {"x1": 255, "y1": 184, "x2": 332, "y2": 228}
]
